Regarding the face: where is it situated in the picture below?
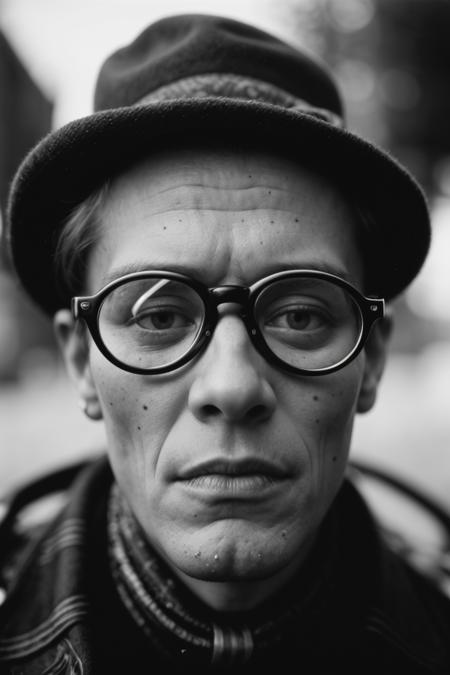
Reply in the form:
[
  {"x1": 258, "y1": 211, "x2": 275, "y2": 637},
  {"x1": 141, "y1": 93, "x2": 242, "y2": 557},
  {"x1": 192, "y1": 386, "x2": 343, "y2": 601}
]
[{"x1": 56, "y1": 147, "x2": 388, "y2": 610}]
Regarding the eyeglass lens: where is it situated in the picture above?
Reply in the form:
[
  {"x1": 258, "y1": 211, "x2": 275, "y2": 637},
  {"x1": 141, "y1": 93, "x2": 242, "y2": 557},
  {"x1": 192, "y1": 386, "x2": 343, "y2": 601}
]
[
  {"x1": 254, "y1": 278, "x2": 362, "y2": 370},
  {"x1": 98, "y1": 278, "x2": 206, "y2": 370},
  {"x1": 97, "y1": 275, "x2": 363, "y2": 372}
]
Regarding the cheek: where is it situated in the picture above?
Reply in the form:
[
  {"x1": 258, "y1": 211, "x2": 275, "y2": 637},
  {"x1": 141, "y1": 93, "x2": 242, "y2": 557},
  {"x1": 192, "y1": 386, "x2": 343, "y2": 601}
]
[
  {"x1": 289, "y1": 360, "x2": 364, "y2": 504},
  {"x1": 89, "y1": 358, "x2": 185, "y2": 490}
]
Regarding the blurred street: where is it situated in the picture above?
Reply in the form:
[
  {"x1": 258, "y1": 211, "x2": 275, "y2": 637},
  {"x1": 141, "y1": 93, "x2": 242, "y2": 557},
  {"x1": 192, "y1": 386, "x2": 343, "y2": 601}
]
[{"x1": 0, "y1": 364, "x2": 105, "y2": 494}]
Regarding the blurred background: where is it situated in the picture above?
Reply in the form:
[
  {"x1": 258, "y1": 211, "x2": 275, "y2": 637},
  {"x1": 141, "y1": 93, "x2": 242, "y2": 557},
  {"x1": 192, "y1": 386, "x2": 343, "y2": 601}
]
[{"x1": 0, "y1": 0, "x2": 449, "y2": 547}]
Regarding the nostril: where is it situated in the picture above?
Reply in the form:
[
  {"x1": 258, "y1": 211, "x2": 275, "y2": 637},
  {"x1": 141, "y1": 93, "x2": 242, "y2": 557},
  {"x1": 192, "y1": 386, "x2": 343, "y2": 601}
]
[
  {"x1": 202, "y1": 404, "x2": 221, "y2": 417},
  {"x1": 247, "y1": 404, "x2": 269, "y2": 421}
]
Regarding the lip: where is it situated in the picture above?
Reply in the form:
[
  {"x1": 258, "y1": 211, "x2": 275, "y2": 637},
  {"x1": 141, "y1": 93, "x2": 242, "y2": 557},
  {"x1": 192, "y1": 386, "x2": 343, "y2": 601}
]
[
  {"x1": 178, "y1": 457, "x2": 287, "y2": 480},
  {"x1": 177, "y1": 457, "x2": 289, "y2": 497}
]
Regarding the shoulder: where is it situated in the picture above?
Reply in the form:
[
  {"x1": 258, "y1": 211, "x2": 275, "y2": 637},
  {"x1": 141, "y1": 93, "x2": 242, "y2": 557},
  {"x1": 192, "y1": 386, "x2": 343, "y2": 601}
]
[
  {"x1": 340, "y1": 477, "x2": 450, "y2": 672},
  {"x1": 0, "y1": 455, "x2": 112, "y2": 669},
  {"x1": 360, "y1": 537, "x2": 450, "y2": 674},
  {"x1": 0, "y1": 455, "x2": 110, "y2": 602}
]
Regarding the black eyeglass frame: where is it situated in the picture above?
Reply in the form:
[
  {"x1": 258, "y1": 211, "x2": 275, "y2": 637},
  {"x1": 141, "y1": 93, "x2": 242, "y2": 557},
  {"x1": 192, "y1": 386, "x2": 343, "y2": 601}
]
[{"x1": 72, "y1": 269, "x2": 385, "y2": 376}]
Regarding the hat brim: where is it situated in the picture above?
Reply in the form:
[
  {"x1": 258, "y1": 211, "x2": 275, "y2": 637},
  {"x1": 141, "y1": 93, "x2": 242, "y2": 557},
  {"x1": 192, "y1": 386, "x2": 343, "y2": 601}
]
[{"x1": 6, "y1": 98, "x2": 430, "y2": 314}]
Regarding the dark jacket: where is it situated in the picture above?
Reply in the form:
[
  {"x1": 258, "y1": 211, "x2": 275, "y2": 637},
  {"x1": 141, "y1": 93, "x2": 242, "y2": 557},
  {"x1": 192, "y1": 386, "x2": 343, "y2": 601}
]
[{"x1": 0, "y1": 455, "x2": 449, "y2": 674}]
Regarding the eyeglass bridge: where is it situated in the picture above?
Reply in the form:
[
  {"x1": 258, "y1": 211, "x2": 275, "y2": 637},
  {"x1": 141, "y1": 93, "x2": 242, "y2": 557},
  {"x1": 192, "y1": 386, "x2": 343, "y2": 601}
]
[{"x1": 209, "y1": 285, "x2": 251, "y2": 305}]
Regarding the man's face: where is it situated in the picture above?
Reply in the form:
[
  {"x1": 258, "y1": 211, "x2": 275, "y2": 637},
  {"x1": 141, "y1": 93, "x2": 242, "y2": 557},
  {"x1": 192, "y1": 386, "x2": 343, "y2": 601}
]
[{"x1": 57, "y1": 147, "x2": 387, "y2": 607}]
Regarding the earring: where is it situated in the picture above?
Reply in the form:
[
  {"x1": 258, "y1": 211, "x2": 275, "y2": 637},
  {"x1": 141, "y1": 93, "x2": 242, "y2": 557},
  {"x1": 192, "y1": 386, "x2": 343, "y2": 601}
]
[{"x1": 78, "y1": 399, "x2": 102, "y2": 420}]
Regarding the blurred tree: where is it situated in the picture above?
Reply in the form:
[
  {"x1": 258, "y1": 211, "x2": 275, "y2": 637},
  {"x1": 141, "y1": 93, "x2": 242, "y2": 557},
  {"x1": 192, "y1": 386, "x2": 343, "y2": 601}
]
[
  {"x1": 375, "y1": 0, "x2": 450, "y2": 198},
  {"x1": 315, "y1": 0, "x2": 450, "y2": 197},
  {"x1": 0, "y1": 30, "x2": 53, "y2": 218},
  {"x1": 0, "y1": 29, "x2": 53, "y2": 380}
]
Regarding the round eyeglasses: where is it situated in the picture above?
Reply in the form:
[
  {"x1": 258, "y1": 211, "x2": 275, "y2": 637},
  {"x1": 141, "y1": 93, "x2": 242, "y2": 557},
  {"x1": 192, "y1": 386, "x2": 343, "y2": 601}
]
[{"x1": 72, "y1": 270, "x2": 385, "y2": 376}]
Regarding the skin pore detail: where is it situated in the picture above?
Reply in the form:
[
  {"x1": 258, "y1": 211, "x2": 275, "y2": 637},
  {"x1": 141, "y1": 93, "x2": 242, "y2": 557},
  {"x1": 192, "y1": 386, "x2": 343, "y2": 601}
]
[{"x1": 56, "y1": 146, "x2": 386, "y2": 612}]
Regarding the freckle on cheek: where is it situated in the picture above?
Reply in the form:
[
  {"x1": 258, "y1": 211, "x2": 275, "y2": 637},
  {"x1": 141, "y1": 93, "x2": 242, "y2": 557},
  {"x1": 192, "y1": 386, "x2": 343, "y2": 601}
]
[
  {"x1": 142, "y1": 405, "x2": 148, "y2": 410},
  {"x1": 313, "y1": 395, "x2": 319, "y2": 401}
]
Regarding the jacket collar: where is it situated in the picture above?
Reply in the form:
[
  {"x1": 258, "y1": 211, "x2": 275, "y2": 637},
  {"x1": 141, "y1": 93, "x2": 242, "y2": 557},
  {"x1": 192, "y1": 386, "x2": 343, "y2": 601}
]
[
  {"x1": 335, "y1": 478, "x2": 450, "y2": 671},
  {"x1": 0, "y1": 456, "x2": 110, "y2": 663}
]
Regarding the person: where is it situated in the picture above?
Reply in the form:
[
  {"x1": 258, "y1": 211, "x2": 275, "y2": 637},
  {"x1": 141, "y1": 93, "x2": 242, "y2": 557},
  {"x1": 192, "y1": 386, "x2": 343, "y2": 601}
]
[{"x1": 0, "y1": 13, "x2": 449, "y2": 674}]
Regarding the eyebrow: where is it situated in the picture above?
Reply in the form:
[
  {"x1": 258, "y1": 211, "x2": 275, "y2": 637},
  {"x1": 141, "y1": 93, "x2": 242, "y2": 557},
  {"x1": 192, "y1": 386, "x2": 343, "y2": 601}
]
[
  {"x1": 100, "y1": 262, "x2": 201, "y2": 287},
  {"x1": 100, "y1": 261, "x2": 359, "y2": 288}
]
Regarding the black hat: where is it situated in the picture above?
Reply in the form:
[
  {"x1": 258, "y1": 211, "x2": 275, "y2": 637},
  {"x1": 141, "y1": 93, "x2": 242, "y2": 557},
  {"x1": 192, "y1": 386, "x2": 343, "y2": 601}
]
[{"x1": 6, "y1": 13, "x2": 430, "y2": 315}]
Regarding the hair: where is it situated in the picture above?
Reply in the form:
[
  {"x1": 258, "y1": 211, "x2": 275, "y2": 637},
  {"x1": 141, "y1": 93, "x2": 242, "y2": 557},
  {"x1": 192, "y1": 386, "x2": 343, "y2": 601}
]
[{"x1": 54, "y1": 181, "x2": 110, "y2": 298}]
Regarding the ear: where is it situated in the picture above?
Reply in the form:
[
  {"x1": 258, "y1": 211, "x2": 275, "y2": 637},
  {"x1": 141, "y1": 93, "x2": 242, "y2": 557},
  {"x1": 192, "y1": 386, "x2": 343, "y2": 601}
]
[
  {"x1": 54, "y1": 310, "x2": 103, "y2": 421},
  {"x1": 356, "y1": 310, "x2": 393, "y2": 414}
]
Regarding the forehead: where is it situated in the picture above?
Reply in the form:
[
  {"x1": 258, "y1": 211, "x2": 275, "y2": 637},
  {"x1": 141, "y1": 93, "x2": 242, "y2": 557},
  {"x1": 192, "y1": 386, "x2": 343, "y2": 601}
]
[{"x1": 89, "y1": 146, "x2": 364, "y2": 290}]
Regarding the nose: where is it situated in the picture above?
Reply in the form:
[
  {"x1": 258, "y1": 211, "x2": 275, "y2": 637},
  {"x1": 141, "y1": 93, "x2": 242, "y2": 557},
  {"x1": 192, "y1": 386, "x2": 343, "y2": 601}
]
[{"x1": 188, "y1": 314, "x2": 277, "y2": 424}]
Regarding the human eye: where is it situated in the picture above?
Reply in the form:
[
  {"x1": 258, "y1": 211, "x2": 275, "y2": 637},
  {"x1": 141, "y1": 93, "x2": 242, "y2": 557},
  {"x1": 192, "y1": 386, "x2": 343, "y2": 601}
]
[
  {"x1": 258, "y1": 284, "x2": 340, "y2": 352},
  {"x1": 266, "y1": 302, "x2": 330, "y2": 332},
  {"x1": 255, "y1": 277, "x2": 362, "y2": 368},
  {"x1": 256, "y1": 276, "x2": 355, "y2": 348},
  {"x1": 99, "y1": 278, "x2": 204, "y2": 353},
  {"x1": 129, "y1": 302, "x2": 195, "y2": 332}
]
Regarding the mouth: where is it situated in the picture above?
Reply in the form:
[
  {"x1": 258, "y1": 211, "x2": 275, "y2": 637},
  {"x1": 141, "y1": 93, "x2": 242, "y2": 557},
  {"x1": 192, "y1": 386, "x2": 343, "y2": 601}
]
[{"x1": 177, "y1": 457, "x2": 289, "y2": 496}]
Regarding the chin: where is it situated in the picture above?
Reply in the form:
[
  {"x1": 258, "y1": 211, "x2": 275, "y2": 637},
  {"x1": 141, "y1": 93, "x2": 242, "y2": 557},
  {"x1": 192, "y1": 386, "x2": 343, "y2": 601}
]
[
  {"x1": 169, "y1": 544, "x2": 305, "y2": 613},
  {"x1": 170, "y1": 536, "x2": 297, "y2": 582}
]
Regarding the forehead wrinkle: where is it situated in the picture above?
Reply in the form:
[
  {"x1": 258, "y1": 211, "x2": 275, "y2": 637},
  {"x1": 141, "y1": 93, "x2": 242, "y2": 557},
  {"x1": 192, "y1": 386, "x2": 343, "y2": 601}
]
[
  {"x1": 132, "y1": 207, "x2": 300, "y2": 218},
  {"x1": 139, "y1": 182, "x2": 291, "y2": 194},
  {"x1": 141, "y1": 187, "x2": 292, "y2": 216}
]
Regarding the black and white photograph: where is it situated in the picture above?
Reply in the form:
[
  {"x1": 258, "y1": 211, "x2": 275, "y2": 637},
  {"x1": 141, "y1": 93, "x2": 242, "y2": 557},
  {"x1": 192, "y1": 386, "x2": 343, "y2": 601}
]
[{"x1": 0, "y1": 1, "x2": 449, "y2": 672}]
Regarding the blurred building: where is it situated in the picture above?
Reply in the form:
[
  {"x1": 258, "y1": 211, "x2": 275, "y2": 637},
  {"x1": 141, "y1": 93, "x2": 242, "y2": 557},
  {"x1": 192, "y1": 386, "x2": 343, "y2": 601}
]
[
  {"x1": 0, "y1": 29, "x2": 53, "y2": 380},
  {"x1": 290, "y1": 0, "x2": 450, "y2": 353}
]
